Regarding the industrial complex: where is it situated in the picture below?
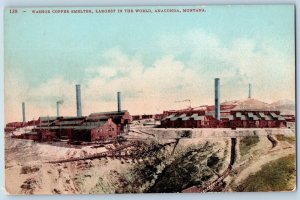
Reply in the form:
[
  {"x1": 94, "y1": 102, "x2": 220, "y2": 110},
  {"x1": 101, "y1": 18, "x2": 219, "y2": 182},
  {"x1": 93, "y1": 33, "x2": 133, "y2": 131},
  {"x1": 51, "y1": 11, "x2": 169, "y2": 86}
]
[
  {"x1": 4, "y1": 78, "x2": 295, "y2": 143},
  {"x1": 4, "y1": 77, "x2": 296, "y2": 194}
]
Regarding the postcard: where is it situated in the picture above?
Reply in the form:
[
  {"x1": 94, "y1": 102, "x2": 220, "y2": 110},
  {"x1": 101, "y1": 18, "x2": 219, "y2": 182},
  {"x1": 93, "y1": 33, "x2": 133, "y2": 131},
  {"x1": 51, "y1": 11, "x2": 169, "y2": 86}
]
[{"x1": 4, "y1": 5, "x2": 296, "y2": 194}]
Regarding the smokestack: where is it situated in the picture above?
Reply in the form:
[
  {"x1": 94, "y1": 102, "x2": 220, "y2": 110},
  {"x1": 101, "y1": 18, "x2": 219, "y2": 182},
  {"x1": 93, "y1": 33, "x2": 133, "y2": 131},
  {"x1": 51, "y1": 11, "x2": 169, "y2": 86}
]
[
  {"x1": 214, "y1": 78, "x2": 220, "y2": 121},
  {"x1": 22, "y1": 102, "x2": 26, "y2": 123},
  {"x1": 76, "y1": 85, "x2": 82, "y2": 117},
  {"x1": 56, "y1": 102, "x2": 59, "y2": 117},
  {"x1": 248, "y1": 83, "x2": 252, "y2": 98},
  {"x1": 56, "y1": 100, "x2": 64, "y2": 117},
  {"x1": 117, "y1": 92, "x2": 121, "y2": 112}
]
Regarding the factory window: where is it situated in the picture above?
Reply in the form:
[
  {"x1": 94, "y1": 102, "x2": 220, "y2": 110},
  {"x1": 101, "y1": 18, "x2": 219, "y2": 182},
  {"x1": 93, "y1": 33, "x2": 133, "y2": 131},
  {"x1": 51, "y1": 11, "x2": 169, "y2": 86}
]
[{"x1": 109, "y1": 135, "x2": 112, "y2": 138}]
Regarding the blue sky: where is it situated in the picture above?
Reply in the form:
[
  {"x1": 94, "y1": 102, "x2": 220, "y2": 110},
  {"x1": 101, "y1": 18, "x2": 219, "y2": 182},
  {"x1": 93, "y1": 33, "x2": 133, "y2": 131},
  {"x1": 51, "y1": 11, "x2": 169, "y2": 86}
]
[{"x1": 4, "y1": 5, "x2": 295, "y2": 122}]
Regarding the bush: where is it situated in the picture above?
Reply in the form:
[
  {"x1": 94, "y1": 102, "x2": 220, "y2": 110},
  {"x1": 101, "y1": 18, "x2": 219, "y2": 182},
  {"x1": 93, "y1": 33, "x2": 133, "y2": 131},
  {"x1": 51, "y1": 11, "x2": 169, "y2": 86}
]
[
  {"x1": 181, "y1": 130, "x2": 192, "y2": 138},
  {"x1": 207, "y1": 154, "x2": 220, "y2": 168},
  {"x1": 20, "y1": 166, "x2": 40, "y2": 174}
]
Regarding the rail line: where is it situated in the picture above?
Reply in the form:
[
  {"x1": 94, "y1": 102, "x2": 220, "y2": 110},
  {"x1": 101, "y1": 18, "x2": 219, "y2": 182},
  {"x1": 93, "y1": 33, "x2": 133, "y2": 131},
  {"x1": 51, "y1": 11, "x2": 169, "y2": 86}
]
[
  {"x1": 131, "y1": 129, "x2": 155, "y2": 137},
  {"x1": 46, "y1": 143, "x2": 135, "y2": 164},
  {"x1": 46, "y1": 141, "x2": 176, "y2": 164}
]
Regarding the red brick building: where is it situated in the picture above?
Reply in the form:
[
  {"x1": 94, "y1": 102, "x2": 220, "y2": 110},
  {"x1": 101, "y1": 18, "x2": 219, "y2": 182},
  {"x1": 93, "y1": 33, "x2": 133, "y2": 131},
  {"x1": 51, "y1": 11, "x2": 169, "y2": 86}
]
[
  {"x1": 4, "y1": 122, "x2": 25, "y2": 132},
  {"x1": 32, "y1": 113, "x2": 122, "y2": 143},
  {"x1": 72, "y1": 119, "x2": 118, "y2": 142},
  {"x1": 160, "y1": 108, "x2": 288, "y2": 129}
]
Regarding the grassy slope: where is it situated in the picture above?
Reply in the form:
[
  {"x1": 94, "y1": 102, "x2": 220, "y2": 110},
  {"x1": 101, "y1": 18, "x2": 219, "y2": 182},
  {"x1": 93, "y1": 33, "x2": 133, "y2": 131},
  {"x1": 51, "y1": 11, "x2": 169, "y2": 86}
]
[
  {"x1": 275, "y1": 135, "x2": 296, "y2": 145},
  {"x1": 239, "y1": 136, "x2": 259, "y2": 156},
  {"x1": 236, "y1": 154, "x2": 296, "y2": 192}
]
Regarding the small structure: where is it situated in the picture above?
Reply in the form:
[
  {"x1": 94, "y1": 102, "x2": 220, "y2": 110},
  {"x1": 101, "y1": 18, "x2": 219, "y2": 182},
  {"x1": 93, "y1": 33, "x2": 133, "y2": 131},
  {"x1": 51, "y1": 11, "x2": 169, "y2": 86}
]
[{"x1": 4, "y1": 122, "x2": 25, "y2": 132}]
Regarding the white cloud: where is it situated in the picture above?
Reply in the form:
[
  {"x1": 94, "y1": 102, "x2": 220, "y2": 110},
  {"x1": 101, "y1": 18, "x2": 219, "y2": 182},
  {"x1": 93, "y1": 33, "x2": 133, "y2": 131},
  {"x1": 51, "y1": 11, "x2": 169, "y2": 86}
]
[{"x1": 4, "y1": 30, "x2": 295, "y2": 123}]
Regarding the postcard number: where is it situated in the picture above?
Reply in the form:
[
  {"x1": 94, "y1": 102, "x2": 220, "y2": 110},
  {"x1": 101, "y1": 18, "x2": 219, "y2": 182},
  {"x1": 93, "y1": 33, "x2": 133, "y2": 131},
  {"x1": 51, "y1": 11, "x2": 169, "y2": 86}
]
[{"x1": 10, "y1": 9, "x2": 18, "y2": 14}]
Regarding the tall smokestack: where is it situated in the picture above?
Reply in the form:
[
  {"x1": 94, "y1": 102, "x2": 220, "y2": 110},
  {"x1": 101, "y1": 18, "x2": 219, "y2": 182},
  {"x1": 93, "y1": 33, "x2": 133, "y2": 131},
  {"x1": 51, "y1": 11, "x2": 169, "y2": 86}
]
[
  {"x1": 248, "y1": 83, "x2": 252, "y2": 98},
  {"x1": 76, "y1": 85, "x2": 82, "y2": 117},
  {"x1": 214, "y1": 78, "x2": 220, "y2": 121},
  {"x1": 56, "y1": 102, "x2": 59, "y2": 117},
  {"x1": 56, "y1": 100, "x2": 64, "y2": 117},
  {"x1": 117, "y1": 92, "x2": 121, "y2": 112},
  {"x1": 22, "y1": 102, "x2": 26, "y2": 123}
]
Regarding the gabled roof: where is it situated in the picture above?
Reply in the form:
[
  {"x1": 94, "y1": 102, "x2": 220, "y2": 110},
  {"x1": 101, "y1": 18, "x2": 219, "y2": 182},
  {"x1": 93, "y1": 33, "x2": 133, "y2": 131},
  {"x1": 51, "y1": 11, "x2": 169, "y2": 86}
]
[
  {"x1": 178, "y1": 114, "x2": 187, "y2": 118},
  {"x1": 38, "y1": 122, "x2": 53, "y2": 126},
  {"x1": 60, "y1": 116, "x2": 86, "y2": 120},
  {"x1": 89, "y1": 110, "x2": 128, "y2": 116},
  {"x1": 277, "y1": 115, "x2": 285, "y2": 121},
  {"x1": 264, "y1": 115, "x2": 272, "y2": 120},
  {"x1": 236, "y1": 112, "x2": 242, "y2": 117},
  {"x1": 39, "y1": 116, "x2": 58, "y2": 122},
  {"x1": 193, "y1": 116, "x2": 204, "y2": 121},
  {"x1": 223, "y1": 115, "x2": 234, "y2": 120},
  {"x1": 258, "y1": 112, "x2": 266, "y2": 118},
  {"x1": 252, "y1": 116, "x2": 260, "y2": 120},
  {"x1": 240, "y1": 115, "x2": 247, "y2": 120},
  {"x1": 247, "y1": 113, "x2": 260, "y2": 120},
  {"x1": 191, "y1": 113, "x2": 198, "y2": 118},
  {"x1": 162, "y1": 114, "x2": 176, "y2": 121},
  {"x1": 81, "y1": 121, "x2": 106, "y2": 126},
  {"x1": 270, "y1": 113, "x2": 278, "y2": 118},
  {"x1": 86, "y1": 115, "x2": 110, "y2": 121},
  {"x1": 170, "y1": 116, "x2": 179, "y2": 121},
  {"x1": 182, "y1": 117, "x2": 190, "y2": 121},
  {"x1": 247, "y1": 112, "x2": 254, "y2": 117},
  {"x1": 166, "y1": 114, "x2": 175, "y2": 118},
  {"x1": 56, "y1": 120, "x2": 83, "y2": 126}
]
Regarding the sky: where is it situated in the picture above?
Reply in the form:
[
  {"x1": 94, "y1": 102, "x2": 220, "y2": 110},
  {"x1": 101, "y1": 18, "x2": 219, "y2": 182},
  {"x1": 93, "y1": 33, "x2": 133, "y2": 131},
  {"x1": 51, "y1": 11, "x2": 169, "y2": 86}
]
[{"x1": 4, "y1": 5, "x2": 295, "y2": 123}]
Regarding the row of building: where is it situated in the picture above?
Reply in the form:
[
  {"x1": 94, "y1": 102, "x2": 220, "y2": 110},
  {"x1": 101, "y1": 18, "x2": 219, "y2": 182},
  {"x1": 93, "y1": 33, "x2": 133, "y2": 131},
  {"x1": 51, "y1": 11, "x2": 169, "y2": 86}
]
[
  {"x1": 5, "y1": 120, "x2": 38, "y2": 132},
  {"x1": 159, "y1": 79, "x2": 295, "y2": 129},
  {"x1": 10, "y1": 110, "x2": 131, "y2": 143},
  {"x1": 160, "y1": 107, "x2": 295, "y2": 129},
  {"x1": 6, "y1": 85, "x2": 133, "y2": 143}
]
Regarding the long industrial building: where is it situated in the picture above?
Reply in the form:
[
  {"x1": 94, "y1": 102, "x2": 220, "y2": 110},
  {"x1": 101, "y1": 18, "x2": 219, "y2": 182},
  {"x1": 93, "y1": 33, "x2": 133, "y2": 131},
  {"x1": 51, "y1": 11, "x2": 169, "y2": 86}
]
[
  {"x1": 160, "y1": 79, "x2": 295, "y2": 129},
  {"x1": 7, "y1": 85, "x2": 132, "y2": 143},
  {"x1": 160, "y1": 109, "x2": 289, "y2": 129},
  {"x1": 10, "y1": 109, "x2": 131, "y2": 143}
]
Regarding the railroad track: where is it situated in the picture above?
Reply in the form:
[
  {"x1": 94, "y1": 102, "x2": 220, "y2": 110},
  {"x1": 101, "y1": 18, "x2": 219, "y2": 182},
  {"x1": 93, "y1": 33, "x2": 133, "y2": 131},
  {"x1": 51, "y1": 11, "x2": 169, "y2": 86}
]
[
  {"x1": 46, "y1": 143, "x2": 135, "y2": 164},
  {"x1": 130, "y1": 129, "x2": 155, "y2": 137},
  {"x1": 183, "y1": 167, "x2": 232, "y2": 193},
  {"x1": 46, "y1": 141, "x2": 176, "y2": 164}
]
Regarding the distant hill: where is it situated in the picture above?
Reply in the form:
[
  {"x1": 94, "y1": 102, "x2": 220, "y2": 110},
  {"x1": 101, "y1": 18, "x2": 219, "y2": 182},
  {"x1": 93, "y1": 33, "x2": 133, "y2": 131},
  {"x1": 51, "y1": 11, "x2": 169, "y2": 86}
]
[
  {"x1": 221, "y1": 98, "x2": 295, "y2": 115},
  {"x1": 231, "y1": 98, "x2": 271, "y2": 111},
  {"x1": 270, "y1": 99, "x2": 295, "y2": 115}
]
